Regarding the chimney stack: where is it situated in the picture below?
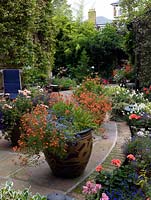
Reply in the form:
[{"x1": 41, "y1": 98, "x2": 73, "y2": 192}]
[{"x1": 88, "y1": 9, "x2": 96, "y2": 25}]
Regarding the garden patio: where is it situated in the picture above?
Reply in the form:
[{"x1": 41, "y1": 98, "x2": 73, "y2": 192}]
[
  {"x1": 0, "y1": 0, "x2": 151, "y2": 199},
  {"x1": 0, "y1": 109, "x2": 130, "y2": 199}
]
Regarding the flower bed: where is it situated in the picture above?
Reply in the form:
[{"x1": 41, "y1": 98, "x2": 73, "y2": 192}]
[{"x1": 81, "y1": 85, "x2": 151, "y2": 199}]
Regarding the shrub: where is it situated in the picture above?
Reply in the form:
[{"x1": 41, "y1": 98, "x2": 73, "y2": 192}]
[
  {"x1": 51, "y1": 77, "x2": 77, "y2": 90},
  {"x1": 105, "y1": 86, "x2": 147, "y2": 120},
  {"x1": 74, "y1": 78, "x2": 111, "y2": 126}
]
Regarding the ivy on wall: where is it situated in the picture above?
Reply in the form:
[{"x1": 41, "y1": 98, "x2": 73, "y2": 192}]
[
  {"x1": 0, "y1": 0, "x2": 56, "y2": 85},
  {"x1": 129, "y1": 9, "x2": 151, "y2": 88}
]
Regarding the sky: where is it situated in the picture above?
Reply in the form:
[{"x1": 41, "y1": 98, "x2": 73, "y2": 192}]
[{"x1": 67, "y1": 0, "x2": 116, "y2": 20}]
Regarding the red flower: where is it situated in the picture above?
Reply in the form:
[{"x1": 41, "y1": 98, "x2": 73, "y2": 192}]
[
  {"x1": 96, "y1": 165, "x2": 103, "y2": 172},
  {"x1": 127, "y1": 154, "x2": 136, "y2": 161},
  {"x1": 143, "y1": 87, "x2": 148, "y2": 91},
  {"x1": 129, "y1": 114, "x2": 141, "y2": 120},
  {"x1": 111, "y1": 159, "x2": 121, "y2": 167},
  {"x1": 102, "y1": 79, "x2": 109, "y2": 85}
]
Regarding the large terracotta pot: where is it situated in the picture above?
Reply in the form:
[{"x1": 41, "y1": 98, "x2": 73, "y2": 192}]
[{"x1": 44, "y1": 128, "x2": 93, "y2": 178}]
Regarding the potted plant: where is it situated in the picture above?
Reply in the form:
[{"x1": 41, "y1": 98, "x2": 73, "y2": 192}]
[
  {"x1": 15, "y1": 99, "x2": 98, "y2": 178},
  {"x1": 0, "y1": 87, "x2": 49, "y2": 146},
  {"x1": 51, "y1": 76, "x2": 77, "y2": 92},
  {"x1": 0, "y1": 89, "x2": 33, "y2": 146}
]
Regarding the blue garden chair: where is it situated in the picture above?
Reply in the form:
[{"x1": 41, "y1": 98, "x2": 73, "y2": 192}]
[{"x1": 1, "y1": 69, "x2": 22, "y2": 100}]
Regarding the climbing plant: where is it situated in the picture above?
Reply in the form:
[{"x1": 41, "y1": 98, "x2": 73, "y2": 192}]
[
  {"x1": 131, "y1": 9, "x2": 151, "y2": 88},
  {"x1": 0, "y1": 0, "x2": 58, "y2": 86}
]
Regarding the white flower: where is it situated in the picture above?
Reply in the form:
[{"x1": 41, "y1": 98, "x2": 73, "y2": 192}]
[
  {"x1": 3, "y1": 104, "x2": 13, "y2": 109},
  {"x1": 137, "y1": 131, "x2": 145, "y2": 137},
  {"x1": 40, "y1": 104, "x2": 48, "y2": 109},
  {"x1": 39, "y1": 88, "x2": 44, "y2": 92},
  {"x1": 23, "y1": 89, "x2": 31, "y2": 95}
]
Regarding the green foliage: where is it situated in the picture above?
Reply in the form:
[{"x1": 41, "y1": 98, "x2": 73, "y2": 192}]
[
  {"x1": 75, "y1": 77, "x2": 104, "y2": 96},
  {"x1": 126, "y1": 137, "x2": 151, "y2": 171},
  {"x1": 94, "y1": 160, "x2": 145, "y2": 199},
  {"x1": 0, "y1": 0, "x2": 36, "y2": 68},
  {"x1": 0, "y1": 181, "x2": 46, "y2": 200},
  {"x1": 52, "y1": 77, "x2": 77, "y2": 90},
  {"x1": 0, "y1": 87, "x2": 49, "y2": 141},
  {"x1": 69, "y1": 49, "x2": 90, "y2": 83},
  {"x1": 0, "y1": 0, "x2": 58, "y2": 85},
  {"x1": 119, "y1": 0, "x2": 151, "y2": 88},
  {"x1": 54, "y1": 19, "x2": 126, "y2": 81},
  {"x1": 105, "y1": 86, "x2": 147, "y2": 120},
  {"x1": 119, "y1": 0, "x2": 151, "y2": 21},
  {"x1": 52, "y1": 101, "x2": 97, "y2": 132},
  {"x1": 132, "y1": 11, "x2": 151, "y2": 88},
  {"x1": 95, "y1": 165, "x2": 137, "y2": 192}
]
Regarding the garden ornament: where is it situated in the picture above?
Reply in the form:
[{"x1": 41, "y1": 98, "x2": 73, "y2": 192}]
[{"x1": 47, "y1": 192, "x2": 74, "y2": 200}]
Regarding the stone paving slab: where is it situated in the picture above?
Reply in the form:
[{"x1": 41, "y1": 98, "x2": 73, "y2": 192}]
[
  {"x1": 0, "y1": 121, "x2": 117, "y2": 196},
  {"x1": 0, "y1": 153, "x2": 23, "y2": 177}
]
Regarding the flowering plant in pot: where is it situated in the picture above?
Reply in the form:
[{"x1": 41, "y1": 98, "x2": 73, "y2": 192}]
[
  {"x1": 15, "y1": 99, "x2": 98, "y2": 178},
  {"x1": 0, "y1": 89, "x2": 33, "y2": 146},
  {"x1": 0, "y1": 87, "x2": 49, "y2": 146}
]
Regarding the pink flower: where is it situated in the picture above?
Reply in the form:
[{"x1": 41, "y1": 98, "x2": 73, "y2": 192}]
[
  {"x1": 127, "y1": 154, "x2": 136, "y2": 161},
  {"x1": 96, "y1": 165, "x2": 103, "y2": 172},
  {"x1": 100, "y1": 192, "x2": 109, "y2": 200},
  {"x1": 111, "y1": 159, "x2": 121, "y2": 167},
  {"x1": 82, "y1": 181, "x2": 101, "y2": 195}
]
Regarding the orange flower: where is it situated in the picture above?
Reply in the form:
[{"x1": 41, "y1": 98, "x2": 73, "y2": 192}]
[
  {"x1": 12, "y1": 146, "x2": 18, "y2": 152},
  {"x1": 127, "y1": 154, "x2": 136, "y2": 161},
  {"x1": 125, "y1": 64, "x2": 131, "y2": 73},
  {"x1": 96, "y1": 165, "x2": 103, "y2": 172},
  {"x1": 113, "y1": 69, "x2": 117, "y2": 76},
  {"x1": 65, "y1": 109, "x2": 70, "y2": 115}
]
